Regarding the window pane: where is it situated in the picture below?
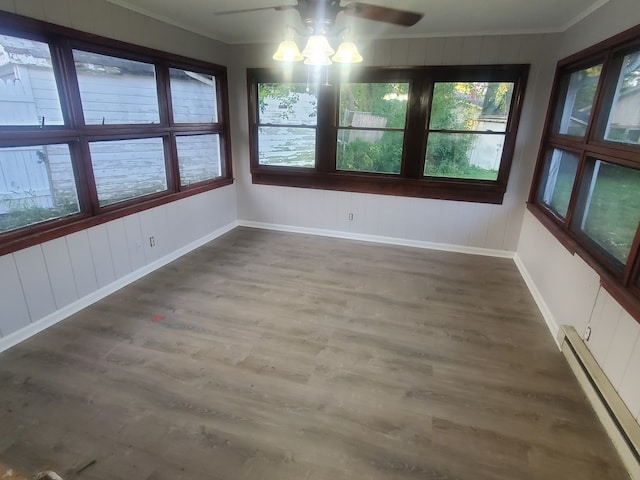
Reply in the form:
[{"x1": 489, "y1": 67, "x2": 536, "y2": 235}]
[
  {"x1": 573, "y1": 160, "x2": 640, "y2": 265},
  {"x1": 429, "y1": 82, "x2": 513, "y2": 132},
  {"x1": 604, "y1": 51, "x2": 640, "y2": 145},
  {"x1": 0, "y1": 144, "x2": 79, "y2": 232},
  {"x1": 73, "y1": 50, "x2": 159, "y2": 125},
  {"x1": 176, "y1": 134, "x2": 222, "y2": 185},
  {"x1": 258, "y1": 126, "x2": 315, "y2": 167},
  {"x1": 539, "y1": 149, "x2": 580, "y2": 219},
  {"x1": 336, "y1": 130, "x2": 403, "y2": 174},
  {"x1": 170, "y1": 68, "x2": 218, "y2": 123},
  {"x1": 339, "y1": 83, "x2": 409, "y2": 129},
  {"x1": 89, "y1": 138, "x2": 166, "y2": 206},
  {"x1": 258, "y1": 83, "x2": 317, "y2": 126},
  {"x1": 424, "y1": 133, "x2": 504, "y2": 180},
  {"x1": 0, "y1": 34, "x2": 64, "y2": 126},
  {"x1": 554, "y1": 65, "x2": 602, "y2": 136}
]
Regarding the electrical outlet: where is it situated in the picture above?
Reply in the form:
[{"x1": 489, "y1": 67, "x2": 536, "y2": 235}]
[
  {"x1": 348, "y1": 213, "x2": 354, "y2": 221},
  {"x1": 584, "y1": 326, "x2": 592, "y2": 341},
  {"x1": 149, "y1": 236, "x2": 156, "y2": 247}
]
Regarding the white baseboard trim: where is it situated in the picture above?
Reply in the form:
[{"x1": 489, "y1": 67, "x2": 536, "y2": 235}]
[
  {"x1": 0, "y1": 221, "x2": 238, "y2": 354},
  {"x1": 239, "y1": 222, "x2": 562, "y2": 346},
  {"x1": 237, "y1": 220, "x2": 515, "y2": 259},
  {"x1": 513, "y1": 252, "x2": 560, "y2": 348}
]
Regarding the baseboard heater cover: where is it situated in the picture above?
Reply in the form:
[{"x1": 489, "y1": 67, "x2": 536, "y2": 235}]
[{"x1": 560, "y1": 325, "x2": 640, "y2": 479}]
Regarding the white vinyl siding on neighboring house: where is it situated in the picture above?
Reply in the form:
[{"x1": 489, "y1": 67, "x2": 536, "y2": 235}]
[{"x1": 1, "y1": 64, "x2": 223, "y2": 209}]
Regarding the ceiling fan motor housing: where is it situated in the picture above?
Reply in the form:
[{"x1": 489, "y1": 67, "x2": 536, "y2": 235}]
[{"x1": 297, "y1": 0, "x2": 344, "y2": 34}]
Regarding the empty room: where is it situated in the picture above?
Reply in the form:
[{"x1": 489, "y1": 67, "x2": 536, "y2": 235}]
[{"x1": 0, "y1": 0, "x2": 639, "y2": 478}]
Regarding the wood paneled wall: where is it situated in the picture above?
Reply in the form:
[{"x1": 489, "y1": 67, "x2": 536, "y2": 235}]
[
  {"x1": 516, "y1": 0, "x2": 640, "y2": 435},
  {"x1": 0, "y1": 0, "x2": 238, "y2": 342},
  {"x1": 0, "y1": 0, "x2": 229, "y2": 65},
  {"x1": 229, "y1": 33, "x2": 558, "y2": 252},
  {"x1": 0, "y1": 186, "x2": 237, "y2": 340},
  {"x1": 518, "y1": 211, "x2": 640, "y2": 425}
]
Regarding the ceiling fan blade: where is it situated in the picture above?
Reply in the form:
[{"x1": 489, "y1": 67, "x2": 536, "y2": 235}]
[
  {"x1": 214, "y1": 4, "x2": 295, "y2": 16},
  {"x1": 342, "y1": 2, "x2": 423, "y2": 26}
]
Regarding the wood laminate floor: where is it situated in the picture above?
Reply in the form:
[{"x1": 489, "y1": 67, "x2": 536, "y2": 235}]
[{"x1": 0, "y1": 228, "x2": 628, "y2": 480}]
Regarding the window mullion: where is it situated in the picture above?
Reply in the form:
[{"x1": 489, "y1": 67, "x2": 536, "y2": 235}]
[
  {"x1": 402, "y1": 77, "x2": 429, "y2": 179},
  {"x1": 315, "y1": 82, "x2": 337, "y2": 173},
  {"x1": 157, "y1": 62, "x2": 173, "y2": 127},
  {"x1": 156, "y1": 63, "x2": 180, "y2": 192},
  {"x1": 75, "y1": 139, "x2": 100, "y2": 215},
  {"x1": 53, "y1": 40, "x2": 85, "y2": 129},
  {"x1": 53, "y1": 40, "x2": 100, "y2": 215},
  {"x1": 165, "y1": 133, "x2": 180, "y2": 193},
  {"x1": 565, "y1": 152, "x2": 592, "y2": 233},
  {"x1": 622, "y1": 224, "x2": 640, "y2": 285},
  {"x1": 586, "y1": 50, "x2": 616, "y2": 144}
]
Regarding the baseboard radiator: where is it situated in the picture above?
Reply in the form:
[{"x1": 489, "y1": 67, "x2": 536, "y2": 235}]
[{"x1": 560, "y1": 326, "x2": 640, "y2": 479}]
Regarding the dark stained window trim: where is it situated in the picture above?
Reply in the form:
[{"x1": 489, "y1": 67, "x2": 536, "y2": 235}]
[
  {"x1": 0, "y1": 11, "x2": 233, "y2": 256},
  {"x1": 247, "y1": 64, "x2": 529, "y2": 204},
  {"x1": 0, "y1": 178, "x2": 233, "y2": 257},
  {"x1": 528, "y1": 23, "x2": 640, "y2": 324}
]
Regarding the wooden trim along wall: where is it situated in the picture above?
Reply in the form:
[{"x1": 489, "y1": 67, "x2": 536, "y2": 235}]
[{"x1": 0, "y1": 10, "x2": 234, "y2": 257}]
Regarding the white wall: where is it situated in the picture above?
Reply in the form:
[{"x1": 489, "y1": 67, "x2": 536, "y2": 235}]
[
  {"x1": 0, "y1": 0, "x2": 238, "y2": 348},
  {"x1": 0, "y1": 186, "x2": 238, "y2": 346},
  {"x1": 516, "y1": 0, "x2": 640, "y2": 426},
  {"x1": 0, "y1": 0, "x2": 229, "y2": 64},
  {"x1": 229, "y1": 33, "x2": 558, "y2": 253},
  {"x1": 518, "y1": 213, "x2": 640, "y2": 424}
]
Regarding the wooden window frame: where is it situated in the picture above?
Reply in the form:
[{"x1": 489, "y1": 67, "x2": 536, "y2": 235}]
[
  {"x1": 0, "y1": 11, "x2": 233, "y2": 256},
  {"x1": 528, "y1": 23, "x2": 640, "y2": 322},
  {"x1": 247, "y1": 64, "x2": 529, "y2": 204}
]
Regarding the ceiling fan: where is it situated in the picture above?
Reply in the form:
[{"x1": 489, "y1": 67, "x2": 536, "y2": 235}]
[{"x1": 215, "y1": 1, "x2": 423, "y2": 34}]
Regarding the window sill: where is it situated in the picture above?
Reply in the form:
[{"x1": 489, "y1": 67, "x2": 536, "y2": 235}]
[
  {"x1": 0, "y1": 178, "x2": 233, "y2": 257},
  {"x1": 251, "y1": 169, "x2": 506, "y2": 204},
  {"x1": 526, "y1": 202, "x2": 640, "y2": 324}
]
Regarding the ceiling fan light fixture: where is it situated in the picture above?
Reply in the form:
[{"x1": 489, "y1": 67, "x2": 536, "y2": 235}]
[
  {"x1": 301, "y1": 34, "x2": 335, "y2": 57},
  {"x1": 272, "y1": 40, "x2": 304, "y2": 62},
  {"x1": 303, "y1": 50, "x2": 333, "y2": 66},
  {"x1": 331, "y1": 41, "x2": 363, "y2": 64}
]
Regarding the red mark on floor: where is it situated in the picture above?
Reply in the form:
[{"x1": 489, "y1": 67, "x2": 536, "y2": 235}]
[{"x1": 152, "y1": 315, "x2": 165, "y2": 322}]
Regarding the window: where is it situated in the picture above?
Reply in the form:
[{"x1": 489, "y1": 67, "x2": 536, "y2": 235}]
[
  {"x1": 169, "y1": 68, "x2": 218, "y2": 124},
  {"x1": 248, "y1": 66, "x2": 528, "y2": 203},
  {"x1": 552, "y1": 64, "x2": 602, "y2": 137},
  {"x1": 529, "y1": 24, "x2": 640, "y2": 318},
  {"x1": 73, "y1": 50, "x2": 160, "y2": 125},
  {"x1": 0, "y1": 34, "x2": 64, "y2": 126},
  {"x1": 425, "y1": 82, "x2": 514, "y2": 181},
  {"x1": 337, "y1": 82, "x2": 408, "y2": 174},
  {"x1": 0, "y1": 11, "x2": 232, "y2": 255},
  {"x1": 176, "y1": 134, "x2": 223, "y2": 186},
  {"x1": 0, "y1": 144, "x2": 79, "y2": 233},
  {"x1": 256, "y1": 82, "x2": 317, "y2": 168},
  {"x1": 571, "y1": 159, "x2": 640, "y2": 268},
  {"x1": 538, "y1": 148, "x2": 580, "y2": 219},
  {"x1": 603, "y1": 51, "x2": 640, "y2": 145},
  {"x1": 88, "y1": 138, "x2": 167, "y2": 206}
]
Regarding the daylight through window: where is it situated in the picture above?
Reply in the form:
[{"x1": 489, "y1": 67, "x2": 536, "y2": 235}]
[
  {"x1": 249, "y1": 66, "x2": 528, "y2": 203},
  {"x1": 529, "y1": 24, "x2": 640, "y2": 315},
  {"x1": 0, "y1": 11, "x2": 232, "y2": 255}
]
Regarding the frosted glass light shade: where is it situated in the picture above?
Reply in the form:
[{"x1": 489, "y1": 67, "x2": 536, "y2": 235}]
[
  {"x1": 302, "y1": 35, "x2": 335, "y2": 57},
  {"x1": 272, "y1": 40, "x2": 303, "y2": 62},
  {"x1": 331, "y1": 41, "x2": 363, "y2": 63},
  {"x1": 304, "y1": 51, "x2": 332, "y2": 66}
]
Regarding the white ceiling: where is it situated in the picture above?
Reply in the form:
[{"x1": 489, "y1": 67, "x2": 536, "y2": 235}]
[{"x1": 103, "y1": 0, "x2": 610, "y2": 44}]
